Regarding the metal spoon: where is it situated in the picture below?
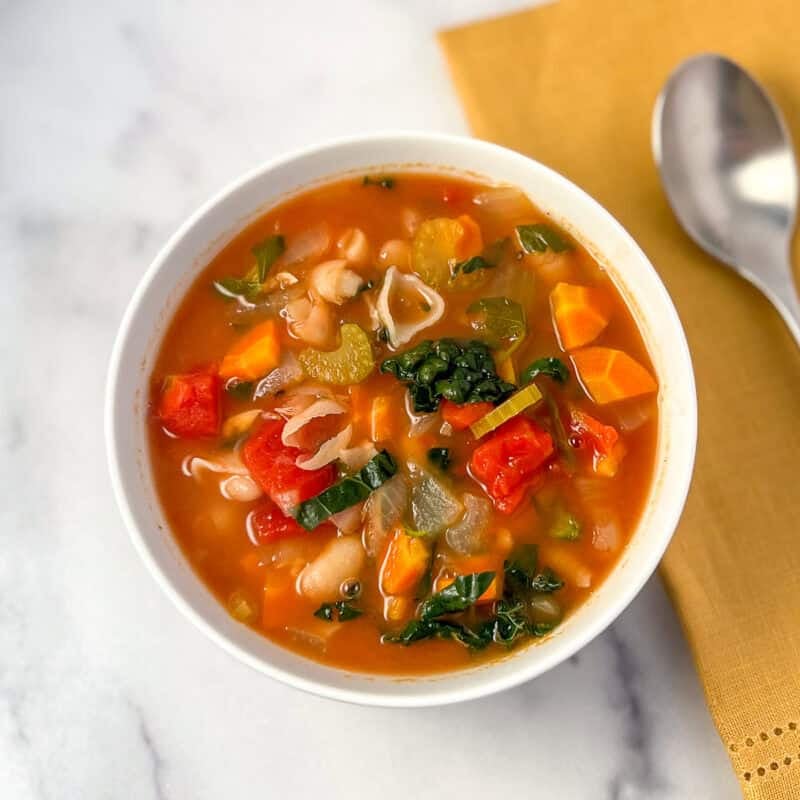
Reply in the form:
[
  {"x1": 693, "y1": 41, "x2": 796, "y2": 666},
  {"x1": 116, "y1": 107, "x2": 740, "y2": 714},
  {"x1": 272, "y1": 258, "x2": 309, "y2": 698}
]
[{"x1": 653, "y1": 53, "x2": 800, "y2": 343}]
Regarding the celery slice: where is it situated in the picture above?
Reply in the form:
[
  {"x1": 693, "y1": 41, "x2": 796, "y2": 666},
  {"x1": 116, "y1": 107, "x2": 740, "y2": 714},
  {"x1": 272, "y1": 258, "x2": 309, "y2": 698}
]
[
  {"x1": 469, "y1": 383, "x2": 543, "y2": 438},
  {"x1": 298, "y1": 323, "x2": 374, "y2": 385}
]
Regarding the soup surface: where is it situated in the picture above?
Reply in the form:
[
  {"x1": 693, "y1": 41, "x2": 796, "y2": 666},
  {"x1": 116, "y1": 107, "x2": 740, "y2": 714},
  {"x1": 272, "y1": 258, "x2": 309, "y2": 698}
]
[{"x1": 149, "y1": 173, "x2": 658, "y2": 675}]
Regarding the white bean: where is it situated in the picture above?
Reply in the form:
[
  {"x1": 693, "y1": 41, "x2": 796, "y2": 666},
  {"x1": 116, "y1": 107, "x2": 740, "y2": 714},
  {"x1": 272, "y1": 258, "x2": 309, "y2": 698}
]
[
  {"x1": 298, "y1": 536, "x2": 365, "y2": 603},
  {"x1": 377, "y1": 239, "x2": 411, "y2": 270}
]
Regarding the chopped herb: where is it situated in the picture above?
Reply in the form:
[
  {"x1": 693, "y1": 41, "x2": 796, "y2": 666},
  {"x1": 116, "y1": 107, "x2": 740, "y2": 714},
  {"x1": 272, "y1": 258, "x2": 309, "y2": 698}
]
[
  {"x1": 225, "y1": 380, "x2": 254, "y2": 400},
  {"x1": 404, "y1": 526, "x2": 431, "y2": 539},
  {"x1": 314, "y1": 601, "x2": 363, "y2": 622},
  {"x1": 363, "y1": 175, "x2": 395, "y2": 189},
  {"x1": 419, "y1": 572, "x2": 495, "y2": 620},
  {"x1": 427, "y1": 447, "x2": 451, "y2": 472},
  {"x1": 516, "y1": 223, "x2": 572, "y2": 254},
  {"x1": 293, "y1": 450, "x2": 398, "y2": 530},
  {"x1": 381, "y1": 339, "x2": 516, "y2": 413},
  {"x1": 420, "y1": 300, "x2": 432, "y2": 312},
  {"x1": 467, "y1": 297, "x2": 526, "y2": 354},
  {"x1": 252, "y1": 235, "x2": 285, "y2": 282},
  {"x1": 521, "y1": 357, "x2": 570, "y2": 385}
]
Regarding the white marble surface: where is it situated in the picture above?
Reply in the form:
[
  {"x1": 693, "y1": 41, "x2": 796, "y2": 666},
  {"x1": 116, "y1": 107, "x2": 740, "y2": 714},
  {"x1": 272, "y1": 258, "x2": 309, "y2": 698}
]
[{"x1": 0, "y1": 1, "x2": 741, "y2": 797}]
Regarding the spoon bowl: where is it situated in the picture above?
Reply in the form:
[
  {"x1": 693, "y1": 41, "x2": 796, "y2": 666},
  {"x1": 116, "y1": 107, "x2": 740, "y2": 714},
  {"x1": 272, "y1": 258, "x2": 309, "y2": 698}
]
[{"x1": 653, "y1": 53, "x2": 800, "y2": 340}]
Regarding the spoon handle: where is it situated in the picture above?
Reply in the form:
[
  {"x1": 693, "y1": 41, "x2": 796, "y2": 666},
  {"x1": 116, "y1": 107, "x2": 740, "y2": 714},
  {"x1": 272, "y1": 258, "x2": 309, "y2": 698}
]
[{"x1": 745, "y1": 253, "x2": 800, "y2": 346}]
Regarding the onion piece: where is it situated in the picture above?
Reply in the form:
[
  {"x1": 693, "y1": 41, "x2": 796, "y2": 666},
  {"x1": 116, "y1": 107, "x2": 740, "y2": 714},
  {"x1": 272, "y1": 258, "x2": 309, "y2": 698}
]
[
  {"x1": 608, "y1": 397, "x2": 655, "y2": 432},
  {"x1": 286, "y1": 292, "x2": 336, "y2": 348},
  {"x1": 329, "y1": 502, "x2": 365, "y2": 535},
  {"x1": 281, "y1": 399, "x2": 347, "y2": 447},
  {"x1": 220, "y1": 474, "x2": 263, "y2": 502},
  {"x1": 254, "y1": 352, "x2": 303, "y2": 399},
  {"x1": 445, "y1": 494, "x2": 492, "y2": 555},
  {"x1": 472, "y1": 185, "x2": 531, "y2": 219},
  {"x1": 362, "y1": 473, "x2": 408, "y2": 557},
  {"x1": 311, "y1": 259, "x2": 364, "y2": 305},
  {"x1": 376, "y1": 266, "x2": 445, "y2": 348},
  {"x1": 336, "y1": 227, "x2": 371, "y2": 267},
  {"x1": 277, "y1": 222, "x2": 331, "y2": 267},
  {"x1": 592, "y1": 518, "x2": 622, "y2": 552},
  {"x1": 406, "y1": 403, "x2": 439, "y2": 438},
  {"x1": 409, "y1": 466, "x2": 463, "y2": 535},
  {"x1": 339, "y1": 442, "x2": 378, "y2": 472},
  {"x1": 296, "y1": 424, "x2": 353, "y2": 470}
]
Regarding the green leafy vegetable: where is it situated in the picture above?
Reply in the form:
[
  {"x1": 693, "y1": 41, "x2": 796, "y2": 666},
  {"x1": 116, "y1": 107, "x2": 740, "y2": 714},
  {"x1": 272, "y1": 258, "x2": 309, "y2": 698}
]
[
  {"x1": 384, "y1": 619, "x2": 490, "y2": 649},
  {"x1": 252, "y1": 235, "x2": 285, "y2": 283},
  {"x1": 478, "y1": 599, "x2": 530, "y2": 646},
  {"x1": 516, "y1": 224, "x2": 572, "y2": 254},
  {"x1": 504, "y1": 545, "x2": 564, "y2": 594},
  {"x1": 385, "y1": 548, "x2": 565, "y2": 652},
  {"x1": 212, "y1": 276, "x2": 262, "y2": 302},
  {"x1": 380, "y1": 339, "x2": 516, "y2": 413},
  {"x1": 521, "y1": 357, "x2": 570, "y2": 385},
  {"x1": 504, "y1": 544, "x2": 540, "y2": 595},
  {"x1": 466, "y1": 297, "x2": 526, "y2": 355},
  {"x1": 293, "y1": 450, "x2": 398, "y2": 530},
  {"x1": 419, "y1": 572, "x2": 495, "y2": 620},
  {"x1": 529, "y1": 568, "x2": 565, "y2": 593},
  {"x1": 363, "y1": 175, "x2": 395, "y2": 189},
  {"x1": 427, "y1": 447, "x2": 451, "y2": 472},
  {"x1": 548, "y1": 508, "x2": 581, "y2": 541},
  {"x1": 313, "y1": 601, "x2": 363, "y2": 622}
]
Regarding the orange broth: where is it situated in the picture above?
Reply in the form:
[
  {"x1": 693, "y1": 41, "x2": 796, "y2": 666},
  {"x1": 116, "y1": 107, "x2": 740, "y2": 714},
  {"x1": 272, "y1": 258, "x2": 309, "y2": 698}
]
[{"x1": 148, "y1": 173, "x2": 658, "y2": 675}]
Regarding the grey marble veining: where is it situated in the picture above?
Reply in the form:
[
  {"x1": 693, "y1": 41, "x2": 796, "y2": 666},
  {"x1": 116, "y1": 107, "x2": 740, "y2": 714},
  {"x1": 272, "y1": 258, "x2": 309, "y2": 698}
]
[{"x1": 0, "y1": 1, "x2": 740, "y2": 797}]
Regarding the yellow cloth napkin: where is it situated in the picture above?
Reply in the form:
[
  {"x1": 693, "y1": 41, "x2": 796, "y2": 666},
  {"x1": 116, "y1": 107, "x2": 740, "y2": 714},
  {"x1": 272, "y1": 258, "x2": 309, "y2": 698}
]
[{"x1": 441, "y1": 2, "x2": 800, "y2": 797}]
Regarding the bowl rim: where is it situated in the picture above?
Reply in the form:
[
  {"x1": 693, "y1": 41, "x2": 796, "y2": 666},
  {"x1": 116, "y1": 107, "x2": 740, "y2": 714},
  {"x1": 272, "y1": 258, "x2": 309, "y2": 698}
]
[{"x1": 105, "y1": 130, "x2": 697, "y2": 707}]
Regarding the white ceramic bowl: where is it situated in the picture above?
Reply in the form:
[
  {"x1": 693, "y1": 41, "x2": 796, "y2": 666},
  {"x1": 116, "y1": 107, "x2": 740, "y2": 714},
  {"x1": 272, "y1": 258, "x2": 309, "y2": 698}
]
[{"x1": 106, "y1": 132, "x2": 696, "y2": 707}]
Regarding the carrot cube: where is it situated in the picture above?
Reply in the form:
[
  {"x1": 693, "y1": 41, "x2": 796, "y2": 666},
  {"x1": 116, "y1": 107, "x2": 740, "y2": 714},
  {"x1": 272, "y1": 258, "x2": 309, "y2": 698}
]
[
  {"x1": 571, "y1": 347, "x2": 657, "y2": 405},
  {"x1": 219, "y1": 320, "x2": 280, "y2": 381},
  {"x1": 550, "y1": 282, "x2": 612, "y2": 350},
  {"x1": 380, "y1": 529, "x2": 431, "y2": 596}
]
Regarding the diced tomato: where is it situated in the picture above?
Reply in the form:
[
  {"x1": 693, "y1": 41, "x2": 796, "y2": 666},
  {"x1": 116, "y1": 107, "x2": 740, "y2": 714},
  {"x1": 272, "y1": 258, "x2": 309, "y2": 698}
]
[
  {"x1": 242, "y1": 419, "x2": 336, "y2": 516},
  {"x1": 248, "y1": 499, "x2": 307, "y2": 543},
  {"x1": 440, "y1": 400, "x2": 495, "y2": 431},
  {"x1": 568, "y1": 408, "x2": 626, "y2": 476},
  {"x1": 469, "y1": 416, "x2": 554, "y2": 513},
  {"x1": 158, "y1": 371, "x2": 221, "y2": 438}
]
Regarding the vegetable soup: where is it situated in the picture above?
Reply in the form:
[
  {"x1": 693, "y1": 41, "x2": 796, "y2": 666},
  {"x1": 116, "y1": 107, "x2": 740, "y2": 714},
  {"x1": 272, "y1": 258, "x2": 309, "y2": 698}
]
[{"x1": 149, "y1": 173, "x2": 658, "y2": 675}]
